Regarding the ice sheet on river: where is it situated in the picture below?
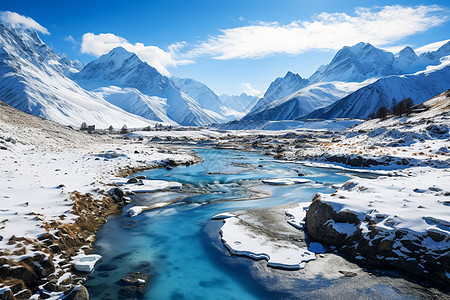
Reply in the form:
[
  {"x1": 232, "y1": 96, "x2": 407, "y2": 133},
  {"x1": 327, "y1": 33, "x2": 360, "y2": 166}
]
[{"x1": 220, "y1": 216, "x2": 316, "y2": 270}]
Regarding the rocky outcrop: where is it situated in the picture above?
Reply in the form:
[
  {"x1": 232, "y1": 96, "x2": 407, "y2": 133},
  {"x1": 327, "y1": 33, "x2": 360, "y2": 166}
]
[
  {"x1": 324, "y1": 154, "x2": 383, "y2": 167},
  {"x1": 306, "y1": 194, "x2": 450, "y2": 287}
]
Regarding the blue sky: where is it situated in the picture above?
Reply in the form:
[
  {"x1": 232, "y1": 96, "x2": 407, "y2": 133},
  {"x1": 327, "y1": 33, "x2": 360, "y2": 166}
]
[{"x1": 1, "y1": 0, "x2": 449, "y2": 95}]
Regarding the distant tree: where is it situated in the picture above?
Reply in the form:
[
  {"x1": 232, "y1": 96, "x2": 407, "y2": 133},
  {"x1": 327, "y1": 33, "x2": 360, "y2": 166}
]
[
  {"x1": 403, "y1": 98, "x2": 414, "y2": 116},
  {"x1": 375, "y1": 106, "x2": 388, "y2": 120},
  {"x1": 393, "y1": 98, "x2": 414, "y2": 117},
  {"x1": 80, "y1": 122, "x2": 88, "y2": 131},
  {"x1": 368, "y1": 113, "x2": 375, "y2": 120},
  {"x1": 108, "y1": 125, "x2": 113, "y2": 133},
  {"x1": 120, "y1": 124, "x2": 128, "y2": 134}
]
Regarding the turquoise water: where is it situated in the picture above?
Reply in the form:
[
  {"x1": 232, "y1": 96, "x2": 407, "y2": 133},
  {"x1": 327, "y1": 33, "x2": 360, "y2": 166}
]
[{"x1": 85, "y1": 149, "x2": 351, "y2": 299}]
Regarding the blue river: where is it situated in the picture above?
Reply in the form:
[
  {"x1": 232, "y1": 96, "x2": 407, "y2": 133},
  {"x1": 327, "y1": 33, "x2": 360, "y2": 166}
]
[{"x1": 84, "y1": 148, "x2": 358, "y2": 299}]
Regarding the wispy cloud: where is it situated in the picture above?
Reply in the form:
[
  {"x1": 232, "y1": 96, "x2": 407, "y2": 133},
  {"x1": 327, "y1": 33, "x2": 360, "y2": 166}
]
[
  {"x1": 63, "y1": 34, "x2": 77, "y2": 45},
  {"x1": 0, "y1": 11, "x2": 49, "y2": 35},
  {"x1": 241, "y1": 83, "x2": 263, "y2": 97},
  {"x1": 81, "y1": 33, "x2": 192, "y2": 76},
  {"x1": 181, "y1": 5, "x2": 448, "y2": 60}
]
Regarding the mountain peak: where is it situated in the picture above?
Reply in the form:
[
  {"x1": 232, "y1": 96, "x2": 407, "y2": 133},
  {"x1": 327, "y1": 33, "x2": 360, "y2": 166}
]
[
  {"x1": 101, "y1": 46, "x2": 137, "y2": 62},
  {"x1": 398, "y1": 46, "x2": 417, "y2": 58},
  {"x1": 283, "y1": 71, "x2": 302, "y2": 80}
]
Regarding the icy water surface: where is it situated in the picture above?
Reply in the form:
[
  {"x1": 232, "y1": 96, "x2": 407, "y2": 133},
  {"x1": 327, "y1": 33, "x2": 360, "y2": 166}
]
[{"x1": 84, "y1": 149, "x2": 353, "y2": 299}]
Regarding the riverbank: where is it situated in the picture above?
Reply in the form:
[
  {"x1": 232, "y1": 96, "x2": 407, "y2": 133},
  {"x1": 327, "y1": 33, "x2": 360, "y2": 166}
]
[
  {"x1": 0, "y1": 103, "x2": 200, "y2": 299},
  {"x1": 0, "y1": 140, "x2": 199, "y2": 299}
]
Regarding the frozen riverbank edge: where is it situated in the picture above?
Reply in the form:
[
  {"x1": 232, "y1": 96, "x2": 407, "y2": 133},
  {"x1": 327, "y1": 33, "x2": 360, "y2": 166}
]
[{"x1": 207, "y1": 203, "x2": 448, "y2": 299}]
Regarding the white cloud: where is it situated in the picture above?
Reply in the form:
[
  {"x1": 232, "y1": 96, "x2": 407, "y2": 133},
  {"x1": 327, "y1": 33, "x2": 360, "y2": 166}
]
[
  {"x1": 182, "y1": 5, "x2": 448, "y2": 60},
  {"x1": 0, "y1": 11, "x2": 49, "y2": 35},
  {"x1": 81, "y1": 33, "x2": 192, "y2": 76},
  {"x1": 63, "y1": 34, "x2": 77, "y2": 44},
  {"x1": 241, "y1": 83, "x2": 263, "y2": 97}
]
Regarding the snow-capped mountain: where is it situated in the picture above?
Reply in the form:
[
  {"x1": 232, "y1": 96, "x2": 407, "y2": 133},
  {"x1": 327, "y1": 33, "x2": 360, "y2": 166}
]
[
  {"x1": 219, "y1": 93, "x2": 258, "y2": 119},
  {"x1": 240, "y1": 81, "x2": 372, "y2": 122},
  {"x1": 0, "y1": 23, "x2": 154, "y2": 128},
  {"x1": 74, "y1": 47, "x2": 219, "y2": 126},
  {"x1": 309, "y1": 43, "x2": 398, "y2": 83},
  {"x1": 239, "y1": 41, "x2": 450, "y2": 124},
  {"x1": 303, "y1": 61, "x2": 450, "y2": 120},
  {"x1": 173, "y1": 77, "x2": 259, "y2": 121},
  {"x1": 309, "y1": 41, "x2": 450, "y2": 84},
  {"x1": 250, "y1": 71, "x2": 309, "y2": 112},
  {"x1": 93, "y1": 86, "x2": 176, "y2": 125},
  {"x1": 173, "y1": 77, "x2": 228, "y2": 122}
]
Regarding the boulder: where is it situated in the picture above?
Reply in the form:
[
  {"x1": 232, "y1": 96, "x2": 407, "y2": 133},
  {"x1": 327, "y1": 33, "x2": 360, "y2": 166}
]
[
  {"x1": 109, "y1": 188, "x2": 124, "y2": 204},
  {"x1": 127, "y1": 178, "x2": 139, "y2": 184},
  {"x1": 306, "y1": 197, "x2": 347, "y2": 246},
  {"x1": 64, "y1": 285, "x2": 89, "y2": 300}
]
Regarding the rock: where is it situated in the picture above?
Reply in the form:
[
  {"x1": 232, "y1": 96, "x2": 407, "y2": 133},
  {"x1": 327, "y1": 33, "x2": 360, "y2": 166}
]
[
  {"x1": 14, "y1": 289, "x2": 32, "y2": 299},
  {"x1": 165, "y1": 159, "x2": 178, "y2": 167},
  {"x1": 127, "y1": 178, "x2": 139, "y2": 184},
  {"x1": 119, "y1": 286, "x2": 138, "y2": 297},
  {"x1": 64, "y1": 286, "x2": 89, "y2": 300},
  {"x1": 43, "y1": 281, "x2": 59, "y2": 292},
  {"x1": 427, "y1": 229, "x2": 447, "y2": 242},
  {"x1": 118, "y1": 272, "x2": 151, "y2": 298},
  {"x1": 401, "y1": 158, "x2": 409, "y2": 165},
  {"x1": 0, "y1": 288, "x2": 13, "y2": 300},
  {"x1": 8, "y1": 281, "x2": 24, "y2": 294},
  {"x1": 339, "y1": 270, "x2": 357, "y2": 277},
  {"x1": 39, "y1": 290, "x2": 51, "y2": 299},
  {"x1": 376, "y1": 239, "x2": 393, "y2": 254},
  {"x1": 49, "y1": 244, "x2": 61, "y2": 253},
  {"x1": 306, "y1": 199, "x2": 346, "y2": 246},
  {"x1": 8, "y1": 266, "x2": 38, "y2": 288},
  {"x1": 109, "y1": 188, "x2": 124, "y2": 203},
  {"x1": 97, "y1": 264, "x2": 118, "y2": 271},
  {"x1": 134, "y1": 175, "x2": 146, "y2": 179}
]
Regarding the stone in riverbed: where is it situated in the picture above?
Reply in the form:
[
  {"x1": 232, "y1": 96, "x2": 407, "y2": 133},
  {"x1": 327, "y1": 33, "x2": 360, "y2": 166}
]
[
  {"x1": 118, "y1": 272, "x2": 151, "y2": 298},
  {"x1": 97, "y1": 264, "x2": 118, "y2": 271}
]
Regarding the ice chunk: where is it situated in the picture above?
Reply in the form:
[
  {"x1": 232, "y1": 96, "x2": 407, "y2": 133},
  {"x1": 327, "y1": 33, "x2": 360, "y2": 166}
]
[{"x1": 70, "y1": 253, "x2": 102, "y2": 273}]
